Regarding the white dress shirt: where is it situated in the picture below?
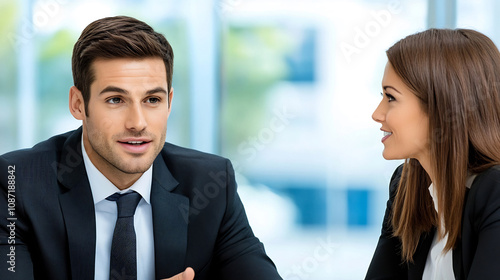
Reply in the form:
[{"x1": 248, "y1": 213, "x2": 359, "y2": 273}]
[
  {"x1": 423, "y1": 175, "x2": 476, "y2": 280},
  {"x1": 81, "y1": 139, "x2": 155, "y2": 280}
]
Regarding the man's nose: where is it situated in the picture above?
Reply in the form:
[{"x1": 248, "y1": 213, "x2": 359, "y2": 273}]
[{"x1": 125, "y1": 103, "x2": 147, "y2": 131}]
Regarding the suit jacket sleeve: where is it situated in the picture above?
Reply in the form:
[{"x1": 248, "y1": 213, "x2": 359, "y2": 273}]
[
  {"x1": 365, "y1": 164, "x2": 408, "y2": 280},
  {"x1": 212, "y1": 160, "x2": 282, "y2": 280},
  {"x1": 0, "y1": 155, "x2": 35, "y2": 279}
]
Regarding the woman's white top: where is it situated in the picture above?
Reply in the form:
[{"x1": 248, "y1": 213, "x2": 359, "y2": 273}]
[{"x1": 422, "y1": 175, "x2": 476, "y2": 280}]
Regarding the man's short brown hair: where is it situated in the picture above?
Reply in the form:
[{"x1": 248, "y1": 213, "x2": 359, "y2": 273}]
[{"x1": 72, "y1": 16, "x2": 174, "y2": 115}]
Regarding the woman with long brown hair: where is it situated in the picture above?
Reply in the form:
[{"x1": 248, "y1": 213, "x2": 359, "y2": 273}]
[{"x1": 366, "y1": 28, "x2": 500, "y2": 279}]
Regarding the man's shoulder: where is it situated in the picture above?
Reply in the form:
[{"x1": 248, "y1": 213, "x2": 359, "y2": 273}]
[
  {"x1": 159, "y1": 142, "x2": 231, "y2": 171},
  {"x1": 155, "y1": 143, "x2": 235, "y2": 189},
  {"x1": 160, "y1": 142, "x2": 228, "y2": 163},
  {"x1": 1, "y1": 129, "x2": 79, "y2": 164}
]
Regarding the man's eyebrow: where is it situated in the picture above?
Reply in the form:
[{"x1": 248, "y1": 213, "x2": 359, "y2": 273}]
[
  {"x1": 146, "y1": 87, "x2": 167, "y2": 95},
  {"x1": 99, "y1": 86, "x2": 129, "y2": 95},
  {"x1": 383, "y1": 85, "x2": 402, "y2": 94},
  {"x1": 99, "y1": 86, "x2": 167, "y2": 95}
]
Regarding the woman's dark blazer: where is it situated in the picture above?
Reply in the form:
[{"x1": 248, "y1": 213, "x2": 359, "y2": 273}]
[{"x1": 365, "y1": 164, "x2": 500, "y2": 280}]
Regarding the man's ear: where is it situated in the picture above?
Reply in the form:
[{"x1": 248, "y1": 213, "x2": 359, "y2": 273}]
[
  {"x1": 167, "y1": 87, "x2": 174, "y2": 113},
  {"x1": 69, "y1": 86, "x2": 86, "y2": 120}
]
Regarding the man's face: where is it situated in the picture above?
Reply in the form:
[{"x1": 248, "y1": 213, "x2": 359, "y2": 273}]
[{"x1": 76, "y1": 58, "x2": 172, "y2": 186}]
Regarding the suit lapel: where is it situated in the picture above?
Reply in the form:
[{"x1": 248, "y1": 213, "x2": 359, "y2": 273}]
[
  {"x1": 408, "y1": 228, "x2": 435, "y2": 279},
  {"x1": 151, "y1": 154, "x2": 189, "y2": 279},
  {"x1": 57, "y1": 128, "x2": 96, "y2": 280},
  {"x1": 409, "y1": 188, "x2": 471, "y2": 279},
  {"x1": 452, "y1": 188, "x2": 470, "y2": 280}
]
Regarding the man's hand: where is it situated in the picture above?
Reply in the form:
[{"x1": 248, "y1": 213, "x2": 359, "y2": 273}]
[{"x1": 162, "y1": 267, "x2": 195, "y2": 280}]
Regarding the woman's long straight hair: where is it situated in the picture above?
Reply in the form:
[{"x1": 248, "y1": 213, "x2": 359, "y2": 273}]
[{"x1": 387, "y1": 29, "x2": 500, "y2": 262}]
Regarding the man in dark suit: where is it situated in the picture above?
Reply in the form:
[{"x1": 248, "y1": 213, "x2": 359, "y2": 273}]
[{"x1": 0, "y1": 16, "x2": 282, "y2": 280}]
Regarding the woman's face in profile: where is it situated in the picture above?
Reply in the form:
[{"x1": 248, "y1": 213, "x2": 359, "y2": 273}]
[{"x1": 372, "y1": 62, "x2": 430, "y2": 164}]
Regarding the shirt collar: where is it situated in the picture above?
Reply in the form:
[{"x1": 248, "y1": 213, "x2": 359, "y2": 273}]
[
  {"x1": 428, "y1": 173, "x2": 477, "y2": 213},
  {"x1": 81, "y1": 135, "x2": 152, "y2": 205},
  {"x1": 465, "y1": 174, "x2": 477, "y2": 189}
]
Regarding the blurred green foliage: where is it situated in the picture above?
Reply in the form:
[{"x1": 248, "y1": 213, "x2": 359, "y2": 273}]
[
  {"x1": 37, "y1": 29, "x2": 76, "y2": 139},
  {"x1": 221, "y1": 26, "x2": 289, "y2": 158},
  {"x1": 155, "y1": 21, "x2": 191, "y2": 146},
  {"x1": 0, "y1": 1, "x2": 19, "y2": 151}
]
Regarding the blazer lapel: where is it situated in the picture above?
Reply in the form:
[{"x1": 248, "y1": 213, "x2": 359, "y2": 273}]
[
  {"x1": 57, "y1": 128, "x2": 96, "y2": 280},
  {"x1": 408, "y1": 228, "x2": 435, "y2": 279},
  {"x1": 452, "y1": 188, "x2": 470, "y2": 280},
  {"x1": 151, "y1": 154, "x2": 189, "y2": 279}
]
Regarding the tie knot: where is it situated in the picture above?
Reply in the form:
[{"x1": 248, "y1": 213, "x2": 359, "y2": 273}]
[{"x1": 107, "y1": 191, "x2": 142, "y2": 218}]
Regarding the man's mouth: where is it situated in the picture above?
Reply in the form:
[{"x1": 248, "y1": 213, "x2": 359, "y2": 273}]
[
  {"x1": 123, "y1": 141, "x2": 146, "y2": 145},
  {"x1": 117, "y1": 139, "x2": 152, "y2": 153}
]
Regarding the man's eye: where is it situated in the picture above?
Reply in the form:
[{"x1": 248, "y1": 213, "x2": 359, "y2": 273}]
[
  {"x1": 106, "y1": 97, "x2": 122, "y2": 104},
  {"x1": 147, "y1": 97, "x2": 160, "y2": 104}
]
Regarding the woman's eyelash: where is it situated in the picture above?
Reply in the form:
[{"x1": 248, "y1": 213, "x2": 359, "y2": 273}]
[{"x1": 385, "y1": 93, "x2": 395, "y2": 101}]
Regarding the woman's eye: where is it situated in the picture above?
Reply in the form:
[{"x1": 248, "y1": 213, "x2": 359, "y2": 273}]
[{"x1": 386, "y1": 93, "x2": 396, "y2": 102}]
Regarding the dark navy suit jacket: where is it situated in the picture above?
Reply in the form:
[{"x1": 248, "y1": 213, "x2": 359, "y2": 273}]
[
  {"x1": 366, "y1": 165, "x2": 500, "y2": 280},
  {"x1": 0, "y1": 128, "x2": 282, "y2": 280}
]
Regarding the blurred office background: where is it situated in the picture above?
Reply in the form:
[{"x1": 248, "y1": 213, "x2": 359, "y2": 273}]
[{"x1": 0, "y1": 0, "x2": 496, "y2": 278}]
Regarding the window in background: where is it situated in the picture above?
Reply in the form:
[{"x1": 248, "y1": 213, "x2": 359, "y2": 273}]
[
  {"x1": 456, "y1": 0, "x2": 500, "y2": 45},
  {"x1": 220, "y1": 0, "x2": 427, "y2": 228},
  {"x1": 220, "y1": 1, "x2": 426, "y2": 278}
]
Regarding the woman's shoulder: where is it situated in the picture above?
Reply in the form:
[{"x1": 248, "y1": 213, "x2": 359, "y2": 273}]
[
  {"x1": 465, "y1": 165, "x2": 500, "y2": 234},
  {"x1": 468, "y1": 165, "x2": 500, "y2": 207},
  {"x1": 388, "y1": 164, "x2": 404, "y2": 196},
  {"x1": 472, "y1": 165, "x2": 500, "y2": 187}
]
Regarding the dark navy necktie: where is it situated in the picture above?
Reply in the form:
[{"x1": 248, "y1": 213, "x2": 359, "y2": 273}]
[{"x1": 107, "y1": 191, "x2": 142, "y2": 280}]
